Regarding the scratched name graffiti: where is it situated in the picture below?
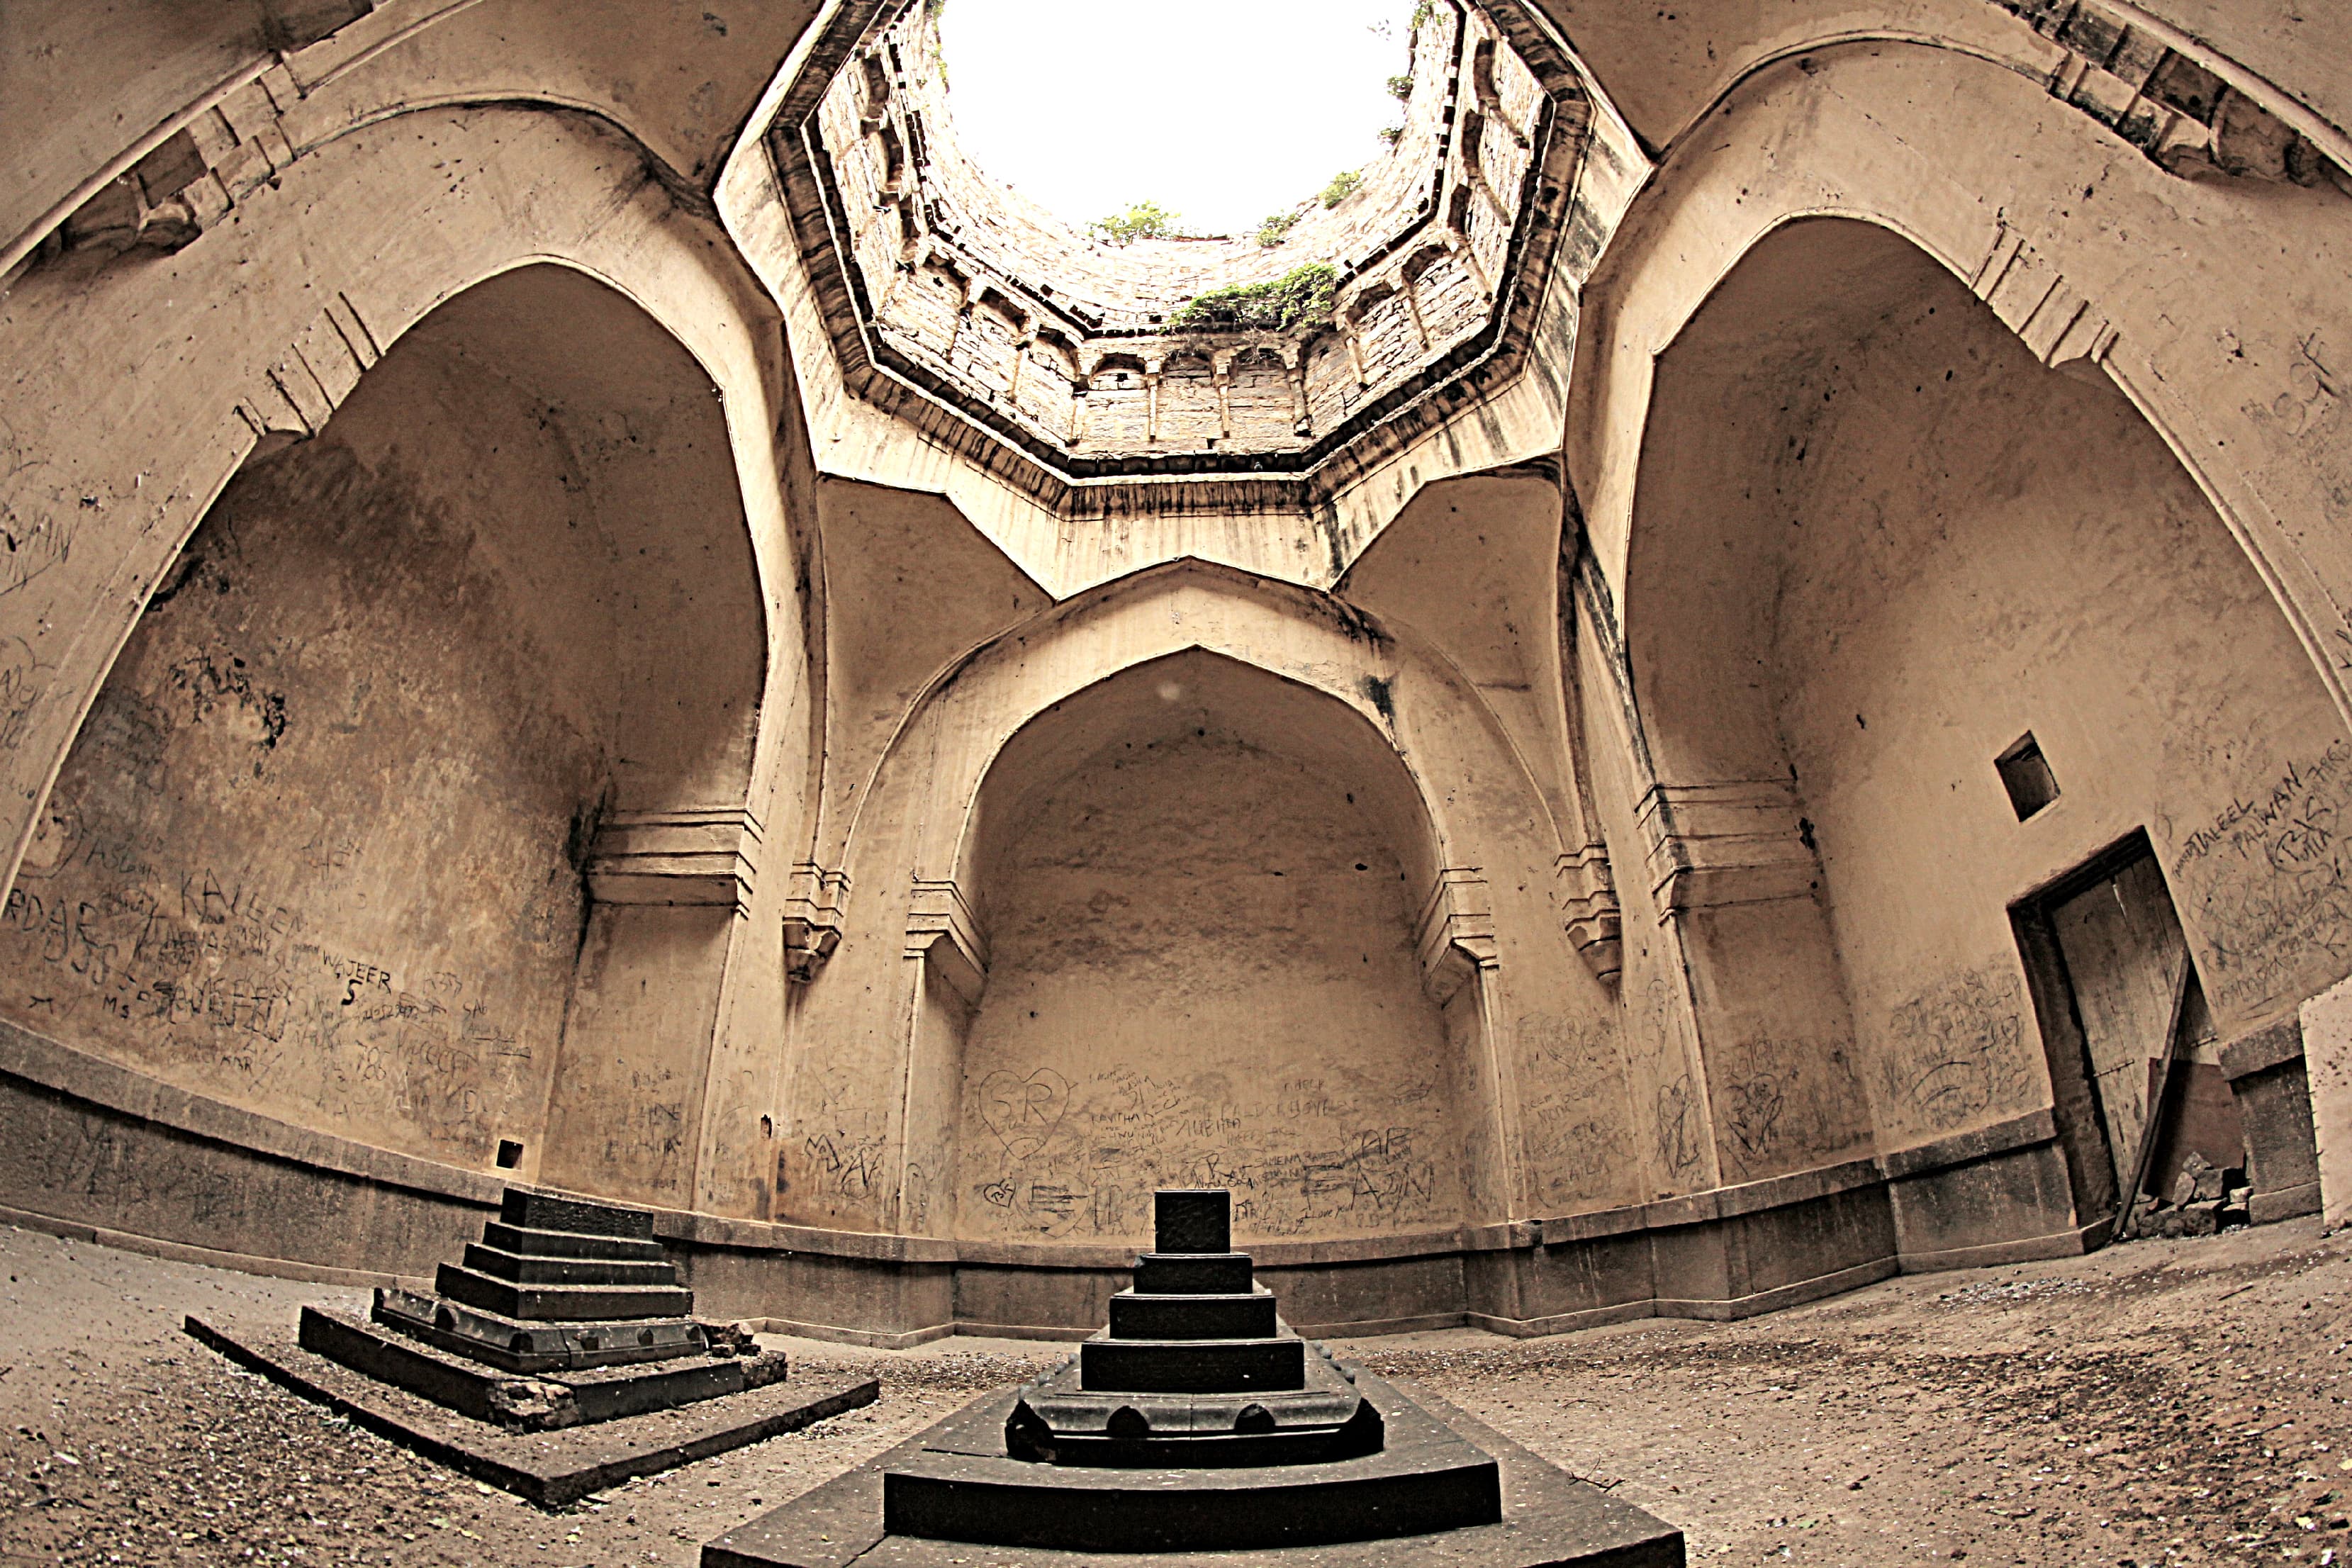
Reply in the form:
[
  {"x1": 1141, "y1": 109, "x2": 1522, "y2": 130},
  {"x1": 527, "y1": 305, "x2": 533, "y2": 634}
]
[
  {"x1": 2172, "y1": 744, "x2": 2352, "y2": 1016},
  {"x1": 2175, "y1": 741, "x2": 2352, "y2": 872},
  {"x1": 1882, "y1": 968, "x2": 2034, "y2": 1131},
  {"x1": 1516, "y1": 1012, "x2": 1637, "y2": 1205},
  {"x1": 960, "y1": 1058, "x2": 1447, "y2": 1241},
  {"x1": 0, "y1": 500, "x2": 73, "y2": 600},
  {"x1": 0, "y1": 634, "x2": 52, "y2": 751},
  {"x1": 0, "y1": 827, "x2": 532, "y2": 1154},
  {"x1": 1653, "y1": 1074, "x2": 1702, "y2": 1177}
]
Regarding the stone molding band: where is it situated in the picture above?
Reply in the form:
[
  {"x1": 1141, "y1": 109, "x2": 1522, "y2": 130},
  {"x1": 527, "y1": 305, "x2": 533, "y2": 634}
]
[{"x1": 0, "y1": 1018, "x2": 2101, "y2": 1342}]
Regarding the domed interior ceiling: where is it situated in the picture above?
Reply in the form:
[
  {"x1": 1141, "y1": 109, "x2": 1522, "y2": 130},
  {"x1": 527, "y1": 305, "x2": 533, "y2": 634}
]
[{"x1": 767, "y1": 0, "x2": 1591, "y2": 505}]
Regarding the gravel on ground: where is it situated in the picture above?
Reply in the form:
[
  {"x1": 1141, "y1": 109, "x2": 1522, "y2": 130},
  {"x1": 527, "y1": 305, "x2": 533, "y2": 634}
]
[{"x1": 1, "y1": 1217, "x2": 2346, "y2": 1565}]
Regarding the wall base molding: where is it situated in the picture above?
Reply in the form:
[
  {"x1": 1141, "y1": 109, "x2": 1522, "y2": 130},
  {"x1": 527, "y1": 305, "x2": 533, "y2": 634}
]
[
  {"x1": 0, "y1": 1199, "x2": 427, "y2": 1293},
  {"x1": 0, "y1": 1020, "x2": 2270, "y2": 1344},
  {"x1": 1894, "y1": 1223, "x2": 2099, "y2": 1275}
]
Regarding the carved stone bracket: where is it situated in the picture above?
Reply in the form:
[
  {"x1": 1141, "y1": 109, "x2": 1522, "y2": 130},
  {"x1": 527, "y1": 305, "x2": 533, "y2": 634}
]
[
  {"x1": 1986, "y1": 0, "x2": 2346, "y2": 192},
  {"x1": 907, "y1": 878, "x2": 987, "y2": 1008},
  {"x1": 234, "y1": 294, "x2": 383, "y2": 454},
  {"x1": 584, "y1": 808, "x2": 762, "y2": 915},
  {"x1": 782, "y1": 863, "x2": 851, "y2": 982},
  {"x1": 13, "y1": 1, "x2": 378, "y2": 278},
  {"x1": 1969, "y1": 225, "x2": 2118, "y2": 382},
  {"x1": 1637, "y1": 781, "x2": 1818, "y2": 917},
  {"x1": 1416, "y1": 868, "x2": 1499, "y2": 1006},
  {"x1": 1557, "y1": 844, "x2": 1623, "y2": 986},
  {"x1": 67, "y1": 67, "x2": 308, "y2": 255}
]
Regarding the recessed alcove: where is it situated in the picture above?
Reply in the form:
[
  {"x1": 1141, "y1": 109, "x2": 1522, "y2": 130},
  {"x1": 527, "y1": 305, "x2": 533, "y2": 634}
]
[
  {"x1": 1615, "y1": 217, "x2": 2352, "y2": 1242},
  {"x1": 0, "y1": 264, "x2": 766, "y2": 1209},
  {"x1": 950, "y1": 651, "x2": 1462, "y2": 1248}
]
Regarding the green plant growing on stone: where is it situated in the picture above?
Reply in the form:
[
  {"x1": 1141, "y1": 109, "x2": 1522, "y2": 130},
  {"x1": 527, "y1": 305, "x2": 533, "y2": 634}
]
[
  {"x1": 1387, "y1": 73, "x2": 1415, "y2": 101},
  {"x1": 1170, "y1": 262, "x2": 1338, "y2": 333},
  {"x1": 1320, "y1": 170, "x2": 1362, "y2": 208},
  {"x1": 1090, "y1": 201, "x2": 1182, "y2": 246},
  {"x1": 1256, "y1": 211, "x2": 1301, "y2": 248},
  {"x1": 1409, "y1": 0, "x2": 1435, "y2": 33},
  {"x1": 1378, "y1": 126, "x2": 1404, "y2": 146}
]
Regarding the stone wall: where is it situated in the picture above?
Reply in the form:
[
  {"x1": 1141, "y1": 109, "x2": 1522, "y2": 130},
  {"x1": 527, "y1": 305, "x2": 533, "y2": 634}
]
[
  {"x1": 0, "y1": 0, "x2": 2348, "y2": 1346},
  {"x1": 0, "y1": 264, "x2": 767, "y2": 1192}
]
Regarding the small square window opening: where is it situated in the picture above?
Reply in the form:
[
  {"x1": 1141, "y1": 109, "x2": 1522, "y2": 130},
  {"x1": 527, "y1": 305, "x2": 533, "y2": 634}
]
[
  {"x1": 1997, "y1": 734, "x2": 2059, "y2": 821},
  {"x1": 495, "y1": 1138, "x2": 525, "y2": 1169}
]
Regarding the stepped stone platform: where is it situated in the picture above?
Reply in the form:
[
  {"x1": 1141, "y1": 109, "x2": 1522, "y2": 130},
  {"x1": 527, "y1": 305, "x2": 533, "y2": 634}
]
[
  {"x1": 186, "y1": 1186, "x2": 877, "y2": 1504},
  {"x1": 705, "y1": 1189, "x2": 1683, "y2": 1566}
]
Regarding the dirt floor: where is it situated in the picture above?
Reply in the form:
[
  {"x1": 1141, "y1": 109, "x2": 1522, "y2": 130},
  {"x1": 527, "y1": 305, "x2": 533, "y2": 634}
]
[{"x1": 0, "y1": 1219, "x2": 2346, "y2": 1566}]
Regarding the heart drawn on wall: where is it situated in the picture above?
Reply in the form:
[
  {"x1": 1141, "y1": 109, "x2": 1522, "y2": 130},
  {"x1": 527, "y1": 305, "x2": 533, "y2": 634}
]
[{"x1": 978, "y1": 1067, "x2": 1071, "y2": 1161}]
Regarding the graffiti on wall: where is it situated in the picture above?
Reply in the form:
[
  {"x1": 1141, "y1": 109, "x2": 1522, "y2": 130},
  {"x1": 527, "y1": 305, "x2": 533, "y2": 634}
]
[
  {"x1": 1515, "y1": 1011, "x2": 1637, "y2": 1209},
  {"x1": 2169, "y1": 740, "x2": 2352, "y2": 1019},
  {"x1": 1, "y1": 814, "x2": 540, "y2": 1155},
  {"x1": 958, "y1": 1059, "x2": 1448, "y2": 1242},
  {"x1": 1706, "y1": 1033, "x2": 1871, "y2": 1180},
  {"x1": 1881, "y1": 966, "x2": 2038, "y2": 1133}
]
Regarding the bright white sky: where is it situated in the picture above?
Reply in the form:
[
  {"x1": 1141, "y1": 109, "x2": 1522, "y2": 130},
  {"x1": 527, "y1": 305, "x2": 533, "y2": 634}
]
[{"x1": 936, "y1": 0, "x2": 1423, "y2": 237}]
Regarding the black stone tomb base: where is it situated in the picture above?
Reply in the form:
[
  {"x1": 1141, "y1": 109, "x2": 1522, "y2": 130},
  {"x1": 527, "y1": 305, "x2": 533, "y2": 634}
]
[
  {"x1": 1077, "y1": 1328, "x2": 1306, "y2": 1392},
  {"x1": 703, "y1": 1372, "x2": 1686, "y2": 1567},
  {"x1": 500, "y1": 1188, "x2": 657, "y2": 1241},
  {"x1": 1131, "y1": 1251, "x2": 1255, "y2": 1294},
  {"x1": 186, "y1": 1316, "x2": 877, "y2": 1509},
  {"x1": 374, "y1": 1286, "x2": 705, "y2": 1373},
  {"x1": 1107, "y1": 1284, "x2": 1279, "y2": 1340},
  {"x1": 300, "y1": 1306, "x2": 788, "y2": 1430},
  {"x1": 1153, "y1": 1189, "x2": 1233, "y2": 1254},
  {"x1": 1008, "y1": 1348, "x2": 1375, "y2": 1467}
]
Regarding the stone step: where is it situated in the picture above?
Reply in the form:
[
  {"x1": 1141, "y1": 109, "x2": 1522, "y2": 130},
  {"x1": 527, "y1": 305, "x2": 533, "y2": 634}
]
[
  {"x1": 478, "y1": 1222, "x2": 668, "y2": 1264},
  {"x1": 1107, "y1": 1287, "x2": 1277, "y2": 1342},
  {"x1": 498, "y1": 1188, "x2": 657, "y2": 1242},
  {"x1": 1078, "y1": 1333, "x2": 1305, "y2": 1394},
  {"x1": 1007, "y1": 1345, "x2": 1374, "y2": 1465},
  {"x1": 460, "y1": 1243, "x2": 680, "y2": 1289},
  {"x1": 435, "y1": 1262, "x2": 693, "y2": 1323},
  {"x1": 373, "y1": 1287, "x2": 706, "y2": 1373},
  {"x1": 301, "y1": 1306, "x2": 782, "y2": 1430},
  {"x1": 1130, "y1": 1252, "x2": 1255, "y2": 1295},
  {"x1": 877, "y1": 1379, "x2": 1503, "y2": 1553}
]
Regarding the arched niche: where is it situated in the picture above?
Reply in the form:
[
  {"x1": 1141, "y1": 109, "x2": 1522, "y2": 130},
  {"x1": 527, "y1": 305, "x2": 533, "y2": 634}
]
[
  {"x1": 0, "y1": 262, "x2": 766, "y2": 1206},
  {"x1": 945, "y1": 649, "x2": 1463, "y2": 1246},
  {"x1": 784, "y1": 560, "x2": 1591, "y2": 1251},
  {"x1": 1621, "y1": 215, "x2": 2351, "y2": 1239}
]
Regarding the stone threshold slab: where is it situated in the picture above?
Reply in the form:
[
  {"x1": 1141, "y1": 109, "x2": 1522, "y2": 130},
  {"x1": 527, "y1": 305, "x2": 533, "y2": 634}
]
[
  {"x1": 703, "y1": 1377, "x2": 1683, "y2": 1567},
  {"x1": 184, "y1": 1315, "x2": 878, "y2": 1508}
]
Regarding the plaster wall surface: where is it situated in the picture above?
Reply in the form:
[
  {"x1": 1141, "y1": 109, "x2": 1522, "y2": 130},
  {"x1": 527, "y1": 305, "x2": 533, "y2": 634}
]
[
  {"x1": 1771, "y1": 242, "x2": 2350, "y2": 1106},
  {"x1": 773, "y1": 563, "x2": 1612, "y2": 1260},
  {"x1": 1633, "y1": 218, "x2": 2352, "y2": 1185},
  {"x1": 1566, "y1": 36, "x2": 2352, "y2": 701},
  {"x1": 1, "y1": 0, "x2": 2349, "y2": 1345},
  {"x1": 0, "y1": 416, "x2": 594, "y2": 1172},
  {"x1": 953, "y1": 661, "x2": 1461, "y2": 1247},
  {"x1": 0, "y1": 262, "x2": 763, "y2": 1184},
  {"x1": 1525, "y1": 0, "x2": 2346, "y2": 157}
]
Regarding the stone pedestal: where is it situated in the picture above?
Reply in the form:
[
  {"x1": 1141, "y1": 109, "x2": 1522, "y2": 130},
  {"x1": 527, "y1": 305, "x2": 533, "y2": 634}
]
[
  {"x1": 2302, "y1": 981, "x2": 2352, "y2": 1232},
  {"x1": 2221, "y1": 1017, "x2": 2324, "y2": 1223},
  {"x1": 705, "y1": 1188, "x2": 1684, "y2": 1566},
  {"x1": 185, "y1": 1185, "x2": 877, "y2": 1503}
]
